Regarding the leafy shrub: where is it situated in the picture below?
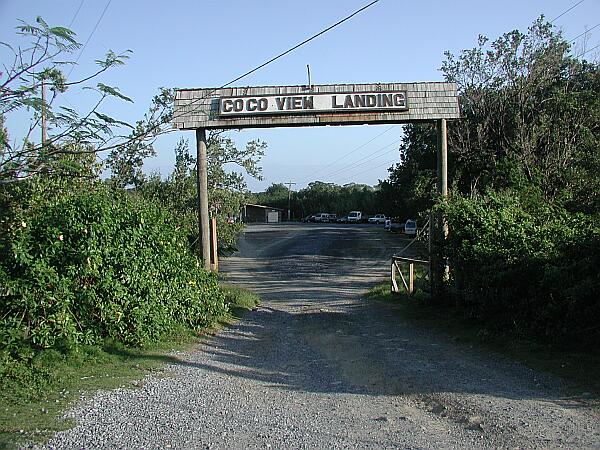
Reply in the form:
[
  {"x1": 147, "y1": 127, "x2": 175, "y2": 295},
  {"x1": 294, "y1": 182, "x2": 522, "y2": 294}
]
[
  {"x1": 0, "y1": 180, "x2": 226, "y2": 355},
  {"x1": 439, "y1": 190, "x2": 600, "y2": 344}
]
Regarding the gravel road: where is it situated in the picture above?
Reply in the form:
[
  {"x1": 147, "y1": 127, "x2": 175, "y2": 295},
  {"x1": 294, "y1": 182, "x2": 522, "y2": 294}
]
[{"x1": 32, "y1": 223, "x2": 599, "y2": 449}]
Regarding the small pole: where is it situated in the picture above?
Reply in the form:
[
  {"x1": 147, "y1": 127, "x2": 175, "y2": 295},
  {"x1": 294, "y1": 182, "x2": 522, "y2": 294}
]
[
  {"x1": 196, "y1": 129, "x2": 211, "y2": 271},
  {"x1": 210, "y1": 217, "x2": 218, "y2": 273},
  {"x1": 41, "y1": 79, "x2": 47, "y2": 145},
  {"x1": 284, "y1": 181, "x2": 296, "y2": 221},
  {"x1": 409, "y1": 262, "x2": 414, "y2": 294}
]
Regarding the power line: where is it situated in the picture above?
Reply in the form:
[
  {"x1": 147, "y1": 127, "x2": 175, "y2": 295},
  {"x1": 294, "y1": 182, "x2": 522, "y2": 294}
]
[
  {"x1": 569, "y1": 23, "x2": 600, "y2": 43},
  {"x1": 550, "y1": 0, "x2": 585, "y2": 23},
  {"x1": 333, "y1": 157, "x2": 399, "y2": 184},
  {"x1": 222, "y1": 0, "x2": 380, "y2": 88},
  {"x1": 301, "y1": 125, "x2": 395, "y2": 182},
  {"x1": 577, "y1": 42, "x2": 600, "y2": 58},
  {"x1": 171, "y1": 0, "x2": 381, "y2": 125},
  {"x1": 69, "y1": 0, "x2": 86, "y2": 28},
  {"x1": 315, "y1": 138, "x2": 400, "y2": 181},
  {"x1": 68, "y1": 0, "x2": 112, "y2": 77}
]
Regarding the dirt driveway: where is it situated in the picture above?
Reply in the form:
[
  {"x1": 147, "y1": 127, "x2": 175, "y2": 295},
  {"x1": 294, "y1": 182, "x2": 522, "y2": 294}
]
[
  {"x1": 37, "y1": 223, "x2": 599, "y2": 449},
  {"x1": 217, "y1": 223, "x2": 599, "y2": 449}
]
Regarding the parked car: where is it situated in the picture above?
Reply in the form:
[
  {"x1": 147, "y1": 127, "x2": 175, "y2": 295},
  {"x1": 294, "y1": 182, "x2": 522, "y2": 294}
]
[
  {"x1": 385, "y1": 218, "x2": 405, "y2": 232},
  {"x1": 314, "y1": 213, "x2": 330, "y2": 223},
  {"x1": 404, "y1": 219, "x2": 417, "y2": 235},
  {"x1": 327, "y1": 213, "x2": 337, "y2": 222},
  {"x1": 391, "y1": 221, "x2": 405, "y2": 233},
  {"x1": 368, "y1": 214, "x2": 387, "y2": 224},
  {"x1": 347, "y1": 211, "x2": 362, "y2": 223},
  {"x1": 337, "y1": 216, "x2": 348, "y2": 223},
  {"x1": 302, "y1": 214, "x2": 316, "y2": 223}
]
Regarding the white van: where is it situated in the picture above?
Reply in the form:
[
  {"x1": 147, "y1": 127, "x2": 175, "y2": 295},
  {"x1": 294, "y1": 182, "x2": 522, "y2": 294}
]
[
  {"x1": 347, "y1": 211, "x2": 362, "y2": 223},
  {"x1": 404, "y1": 219, "x2": 417, "y2": 235}
]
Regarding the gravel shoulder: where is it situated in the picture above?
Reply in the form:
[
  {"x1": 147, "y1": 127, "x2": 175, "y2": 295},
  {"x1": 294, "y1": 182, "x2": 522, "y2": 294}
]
[{"x1": 31, "y1": 223, "x2": 600, "y2": 449}]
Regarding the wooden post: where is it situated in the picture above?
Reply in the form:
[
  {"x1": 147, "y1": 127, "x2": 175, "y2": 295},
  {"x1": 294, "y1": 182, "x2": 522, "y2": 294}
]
[
  {"x1": 210, "y1": 217, "x2": 218, "y2": 273},
  {"x1": 432, "y1": 118, "x2": 449, "y2": 297},
  {"x1": 439, "y1": 118, "x2": 449, "y2": 238},
  {"x1": 408, "y1": 262, "x2": 414, "y2": 294},
  {"x1": 196, "y1": 129, "x2": 211, "y2": 271}
]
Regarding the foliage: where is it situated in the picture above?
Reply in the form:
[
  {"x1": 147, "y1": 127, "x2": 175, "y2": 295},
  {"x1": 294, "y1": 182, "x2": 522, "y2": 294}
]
[
  {"x1": 105, "y1": 88, "x2": 174, "y2": 189},
  {"x1": 441, "y1": 17, "x2": 600, "y2": 208},
  {"x1": 377, "y1": 123, "x2": 438, "y2": 220},
  {"x1": 0, "y1": 17, "x2": 140, "y2": 182},
  {"x1": 0, "y1": 177, "x2": 227, "y2": 358},
  {"x1": 377, "y1": 17, "x2": 600, "y2": 344},
  {"x1": 140, "y1": 133, "x2": 266, "y2": 253},
  {"x1": 254, "y1": 181, "x2": 378, "y2": 220},
  {"x1": 440, "y1": 191, "x2": 599, "y2": 344}
]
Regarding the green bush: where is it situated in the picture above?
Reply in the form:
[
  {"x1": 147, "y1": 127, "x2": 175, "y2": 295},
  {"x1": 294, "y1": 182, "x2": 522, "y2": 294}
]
[
  {"x1": 0, "y1": 181, "x2": 226, "y2": 355},
  {"x1": 439, "y1": 190, "x2": 600, "y2": 344}
]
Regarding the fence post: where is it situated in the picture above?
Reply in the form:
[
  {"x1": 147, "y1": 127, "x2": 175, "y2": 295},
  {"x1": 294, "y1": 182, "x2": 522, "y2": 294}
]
[{"x1": 210, "y1": 217, "x2": 218, "y2": 273}]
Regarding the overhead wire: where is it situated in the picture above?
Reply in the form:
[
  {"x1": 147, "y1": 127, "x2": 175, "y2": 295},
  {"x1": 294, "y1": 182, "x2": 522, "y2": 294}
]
[
  {"x1": 577, "y1": 42, "x2": 600, "y2": 58},
  {"x1": 169, "y1": 0, "x2": 381, "y2": 125},
  {"x1": 69, "y1": 0, "x2": 86, "y2": 28},
  {"x1": 68, "y1": 0, "x2": 112, "y2": 77},
  {"x1": 299, "y1": 125, "x2": 395, "y2": 182},
  {"x1": 333, "y1": 157, "x2": 399, "y2": 184},
  {"x1": 313, "y1": 138, "x2": 401, "y2": 181},
  {"x1": 568, "y1": 23, "x2": 600, "y2": 43},
  {"x1": 222, "y1": 0, "x2": 380, "y2": 88},
  {"x1": 550, "y1": 0, "x2": 585, "y2": 23}
]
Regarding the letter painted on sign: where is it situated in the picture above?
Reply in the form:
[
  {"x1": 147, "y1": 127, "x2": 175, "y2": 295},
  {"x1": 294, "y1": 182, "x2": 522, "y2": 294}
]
[
  {"x1": 344, "y1": 95, "x2": 354, "y2": 108},
  {"x1": 303, "y1": 96, "x2": 314, "y2": 109},
  {"x1": 292, "y1": 97, "x2": 302, "y2": 109},
  {"x1": 247, "y1": 98, "x2": 258, "y2": 111},
  {"x1": 354, "y1": 95, "x2": 365, "y2": 107},
  {"x1": 394, "y1": 93, "x2": 405, "y2": 107},
  {"x1": 382, "y1": 94, "x2": 393, "y2": 107},
  {"x1": 276, "y1": 97, "x2": 286, "y2": 110},
  {"x1": 332, "y1": 95, "x2": 343, "y2": 108},
  {"x1": 258, "y1": 98, "x2": 268, "y2": 111},
  {"x1": 222, "y1": 99, "x2": 234, "y2": 113}
]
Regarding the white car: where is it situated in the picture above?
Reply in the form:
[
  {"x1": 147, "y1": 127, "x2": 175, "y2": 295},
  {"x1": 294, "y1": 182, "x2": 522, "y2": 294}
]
[{"x1": 368, "y1": 214, "x2": 387, "y2": 224}]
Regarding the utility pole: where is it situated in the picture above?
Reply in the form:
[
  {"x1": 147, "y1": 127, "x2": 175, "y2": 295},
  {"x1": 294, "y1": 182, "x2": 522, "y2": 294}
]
[{"x1": 284, "y1": 181, "x2": 297, "y2": 222}]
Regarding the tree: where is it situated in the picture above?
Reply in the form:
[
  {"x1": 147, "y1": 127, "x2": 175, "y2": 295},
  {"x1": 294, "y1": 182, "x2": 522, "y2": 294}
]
[
  {"x1": 440, "y1": 17, "x2": 599, "y2": 206},
  {"x1": 382, "y1": 17, "x2": 600, "y2": 215},
  {"x1": 0, "y1": 17, "x2": 170, "y2": 182},
  {"x1": 140, "y1": 132, "x2": 266, "y2": 252}
]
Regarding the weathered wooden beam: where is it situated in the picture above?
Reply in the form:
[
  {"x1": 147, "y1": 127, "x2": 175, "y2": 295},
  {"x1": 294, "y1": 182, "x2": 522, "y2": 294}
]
[{"x1": 196, "y1": 129, "x2": 211, "y2": 271}]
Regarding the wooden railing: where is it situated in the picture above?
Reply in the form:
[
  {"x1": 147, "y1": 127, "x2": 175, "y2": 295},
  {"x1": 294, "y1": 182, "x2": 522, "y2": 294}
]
[{"x1": 390, "y1": 255, "x2": 429, "y2": 295}]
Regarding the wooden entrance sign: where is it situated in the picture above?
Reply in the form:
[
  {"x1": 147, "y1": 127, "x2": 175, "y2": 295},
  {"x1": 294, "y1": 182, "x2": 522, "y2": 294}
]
[{"x1": 172, "y1": 82, "x2": 460, "y2": 278}]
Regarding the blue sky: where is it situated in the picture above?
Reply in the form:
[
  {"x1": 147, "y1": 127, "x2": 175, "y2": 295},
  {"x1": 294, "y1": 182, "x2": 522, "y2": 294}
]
[{"x1": 1, "y1": 0, "x2": 599, "y2": 191}]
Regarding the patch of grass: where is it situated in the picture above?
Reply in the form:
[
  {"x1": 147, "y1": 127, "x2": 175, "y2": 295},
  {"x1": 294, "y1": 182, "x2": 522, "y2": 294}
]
[
  {"x1": 367, "y1": 283, "x2": 600, "y2": 400},
  {"x1": 221, "y1": 284, "x2": 261, "y2": 319},
  {"x1": 0, "y1": 284, "x2": 262, "y2": 449}
]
